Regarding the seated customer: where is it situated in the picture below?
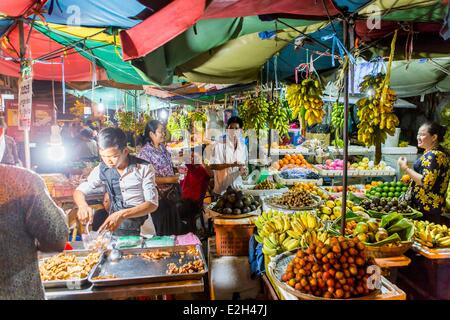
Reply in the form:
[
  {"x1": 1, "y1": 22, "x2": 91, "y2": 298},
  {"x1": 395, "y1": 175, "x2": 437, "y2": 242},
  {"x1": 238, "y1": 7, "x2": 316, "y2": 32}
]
[{"x1": 179, "y1": 147, "x2": 212, "y2": 233}]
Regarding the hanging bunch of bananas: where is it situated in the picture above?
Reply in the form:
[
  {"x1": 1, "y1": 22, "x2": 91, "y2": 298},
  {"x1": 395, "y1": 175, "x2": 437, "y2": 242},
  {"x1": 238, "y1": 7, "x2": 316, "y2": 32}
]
[
  {"x1": 268, "y1": 98, "x2": 290, "y2": 139},
  {"x1": 135, "y1": 112, "x2": 152, "y2": 136},
  {"x1": 331, "y1": 102, "x2": 344, "y2": 129},
  {"x1": 188, "y1": 111, "x2": 207, "y2": 131},
  {"x1": 413, "y1": 220, "x2": 450, "y2": 248},
  {"x1": 70, "y1": 100, "x2": 85, "y2": 118},
  {"x1": 237, "y1": 94, "x2": 269, "y2": 136},
  {"x1": 254, "y1": 210, "x2": 330, "y2": 256},
  {"x1": 167, "y1": 112, "x2": 183, "y2": 140},
  {"x1": 356, "y1": 73, "x2": 399, "y2": 147},
  {"x1": 286, "y1": 77, "x2": 325, "y2": 127},
  {"x1": 331, "y1": 102, "x2": 345, "y2": 147},
  {"x1": 115, "y1": 110, "x2": 134, "y2": 132}
]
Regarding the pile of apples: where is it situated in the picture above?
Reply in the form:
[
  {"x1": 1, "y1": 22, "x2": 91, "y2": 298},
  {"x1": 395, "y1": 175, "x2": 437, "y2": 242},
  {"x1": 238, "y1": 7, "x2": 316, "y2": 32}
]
[{"x1": 316, "y1": 159, "x2": 351, "y2": 171}]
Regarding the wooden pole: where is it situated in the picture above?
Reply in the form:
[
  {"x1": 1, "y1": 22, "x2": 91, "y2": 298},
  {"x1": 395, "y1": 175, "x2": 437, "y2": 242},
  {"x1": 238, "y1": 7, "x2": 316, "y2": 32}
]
[{"x1": 18, "y1": 19, "x2": 31, "y2": 169}]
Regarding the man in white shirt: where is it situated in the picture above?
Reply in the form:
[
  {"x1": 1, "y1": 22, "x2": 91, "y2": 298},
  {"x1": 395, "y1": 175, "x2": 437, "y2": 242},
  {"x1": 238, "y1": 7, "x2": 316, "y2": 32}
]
[
  {"x1": 74, "y1": 127, "x2": 158, "y2": 236},
  {"x1": 206, "y1": 116, "x2": 248, "y2": 197}
]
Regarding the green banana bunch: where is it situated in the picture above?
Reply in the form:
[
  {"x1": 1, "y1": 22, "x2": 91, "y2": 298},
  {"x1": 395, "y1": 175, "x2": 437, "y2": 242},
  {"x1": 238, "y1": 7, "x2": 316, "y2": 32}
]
[
  {"x1": 115, "y1": 110, "x2": 135, "y2": 132},
  {"x1": 188, "y1": 111, "x2": 207, "y2": 131},
  {"x1": 268, "y1": 98, "x2": 290, "y2": 139},
  {"x1": 331, "y1": 102, "x2": 344, "y2": 129},
  {"x1": 238, "y1": 95, "x2": 269, "y2": 136},
  {"x1": 413, "y1": 220, "x2": 450, "y2": 248},
  {"x1": 179, "y1": 114, "x2": 190, "y2": 130},
  {"x1": 167, "y1": 112, "x2": 183, "y2": 140}
]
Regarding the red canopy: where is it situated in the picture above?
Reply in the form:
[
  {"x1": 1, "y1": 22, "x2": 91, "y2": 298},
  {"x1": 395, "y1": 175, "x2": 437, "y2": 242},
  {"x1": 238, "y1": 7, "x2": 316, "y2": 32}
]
[
  {"x1": 0, "y1": 0, "x2": 37, "y2": 17},
  {"x1": 0, "y1": 23, "x2": 107, "y2": 81},
  {"x1": 120, "y1": 0, "x2": 340, "y2": 60}
]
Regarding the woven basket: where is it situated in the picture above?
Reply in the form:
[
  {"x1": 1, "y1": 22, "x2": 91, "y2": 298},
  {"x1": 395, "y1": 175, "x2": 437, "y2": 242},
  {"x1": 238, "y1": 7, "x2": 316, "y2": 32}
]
[{"x1": 365, "y1": 241, "x2": 413, "y2": 258}]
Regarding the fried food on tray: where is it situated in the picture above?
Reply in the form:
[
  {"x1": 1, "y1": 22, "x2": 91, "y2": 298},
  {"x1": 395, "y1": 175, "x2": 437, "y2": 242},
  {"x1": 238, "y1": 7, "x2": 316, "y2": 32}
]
[
  {"x1": 186, "y1": 247, "x2": 199, "y2": 256},
  {"x1": 92, "y1": 274, "x2": 119, "y2": 280},
  {"x1": 166, "y1": 259, "x2": 204, "y2": 274},
  {"x1": 140, "y1": 251, "x2": 171, "y2": 260},
  {"x1": 39, "y1": 252, "x2": 101, "y2": 281}
]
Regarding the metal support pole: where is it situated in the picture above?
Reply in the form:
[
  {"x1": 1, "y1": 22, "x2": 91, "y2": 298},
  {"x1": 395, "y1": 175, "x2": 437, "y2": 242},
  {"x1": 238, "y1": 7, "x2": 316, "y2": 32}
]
[
  {"x1": 18, "y1": 19, "x2": 31, "y2": 169},
  {"x1": 340, "y1": 20, "x2": 350, "y2": 235}
]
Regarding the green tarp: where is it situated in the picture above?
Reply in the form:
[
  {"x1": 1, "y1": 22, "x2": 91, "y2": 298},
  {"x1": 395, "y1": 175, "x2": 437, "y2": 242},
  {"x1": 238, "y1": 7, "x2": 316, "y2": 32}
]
[
  {"x1": 33, "y1": 23, "x2": 151, "y2": 85},
  {"x1": 131, "y1": 17, "x2": 325, "y2": 85}
]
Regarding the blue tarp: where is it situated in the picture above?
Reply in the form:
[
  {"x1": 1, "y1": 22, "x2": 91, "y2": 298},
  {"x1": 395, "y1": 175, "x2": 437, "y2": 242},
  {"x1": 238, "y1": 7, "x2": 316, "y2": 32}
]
[
  {"x1": 42, "y1": 0, "x2": 159, "y2": 28},
  {"x1": 266, "y1": 22, "x2": 344, "y2": 81},
  {"x1": 0, "y1": 19, "x2": 13, "y2": 37}
]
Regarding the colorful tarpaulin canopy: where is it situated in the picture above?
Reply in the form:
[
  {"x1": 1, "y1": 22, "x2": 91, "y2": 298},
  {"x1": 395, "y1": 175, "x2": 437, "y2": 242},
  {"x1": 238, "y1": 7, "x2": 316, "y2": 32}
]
[
  {"x1": 120, "y1": 0, "x2": 342, "y2": 61},
  {"x1": 0, "y1": 0, "x2": 172, "y2": 85}
]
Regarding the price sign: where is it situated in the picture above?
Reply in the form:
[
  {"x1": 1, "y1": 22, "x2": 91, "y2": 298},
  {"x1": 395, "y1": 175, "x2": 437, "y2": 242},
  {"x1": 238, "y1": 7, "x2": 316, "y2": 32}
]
[{"x1": 18, "y1": 68, "x2": 33, "y2": 130}]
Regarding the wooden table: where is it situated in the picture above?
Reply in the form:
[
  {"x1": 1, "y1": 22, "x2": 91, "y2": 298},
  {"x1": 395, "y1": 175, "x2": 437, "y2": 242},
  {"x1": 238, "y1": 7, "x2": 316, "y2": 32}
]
[{"x1": 45, "y1": 279, "x2": 204, "y2": 300}]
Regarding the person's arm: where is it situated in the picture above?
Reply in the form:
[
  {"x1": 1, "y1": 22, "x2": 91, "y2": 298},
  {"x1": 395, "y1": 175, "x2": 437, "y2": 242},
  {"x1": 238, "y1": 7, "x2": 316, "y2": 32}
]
[
  {"x1": 156, "y1": 176, "x2": 179, "y2": 184},
  {"x1": 99, "y1": 164, "x2": 159, "y2": 232},
  {"x1": 73, "y1": 165, "x2": 105, "y2": 224},
  {"x1": 399, "y1": 154, "x2": 438, "y2": 189},
  {"x1": 25, "y1": 175, "x2": 69, "y2": 252},
  {"x1": 208, "y1": 163, "x2": 242, "y2": 171}
]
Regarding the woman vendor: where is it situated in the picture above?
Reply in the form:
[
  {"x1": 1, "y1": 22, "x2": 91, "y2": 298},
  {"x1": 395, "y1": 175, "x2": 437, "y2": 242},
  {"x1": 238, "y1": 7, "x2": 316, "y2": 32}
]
[
  {"x1": 398, "y1": 121, "x2": 450, "y2": 223},
  {"x1": 74, "y1": 127, "x2": 159, "y2": 236},
  {"x1": 137, "y1": 120, "x2": 183, "y2": 236}
]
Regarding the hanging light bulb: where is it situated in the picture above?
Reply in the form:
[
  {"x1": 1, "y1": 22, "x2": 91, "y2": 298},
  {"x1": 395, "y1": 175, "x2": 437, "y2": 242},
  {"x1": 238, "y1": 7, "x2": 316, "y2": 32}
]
[
  {"x1": 160, "y1": 109, "x2": 168, "y2": 120},
  {"x1": 98, "y1": 98, "x2": 105, "y2": 113},
  {"x1": 48, "y1": 124, "x2": 66, "y2": 161}
]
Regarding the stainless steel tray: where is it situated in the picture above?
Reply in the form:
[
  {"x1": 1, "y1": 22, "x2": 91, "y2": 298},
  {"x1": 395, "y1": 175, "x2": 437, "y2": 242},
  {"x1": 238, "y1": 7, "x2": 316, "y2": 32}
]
[
  {"x1": 39, "y1": 250, "x2": 103, "y2": 289},
  {"x1": 88, "y1": 245, "x2": 208, "y2": 287}
]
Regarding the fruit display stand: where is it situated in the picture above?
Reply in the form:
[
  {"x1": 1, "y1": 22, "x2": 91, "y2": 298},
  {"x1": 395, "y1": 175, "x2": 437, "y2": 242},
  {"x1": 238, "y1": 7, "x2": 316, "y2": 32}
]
[
  {"x1": 315, "y1": 166, "x2": 396, "y2": 178},
  {"x1": 274, "y1": 173, "x2": 323, "y2": 186},
  {"x1": 265, "y1": 145, "x2": 374, "y2": 157},
  {"x1": 411, "y1": 243, "x2": 450, "y2": 260}
]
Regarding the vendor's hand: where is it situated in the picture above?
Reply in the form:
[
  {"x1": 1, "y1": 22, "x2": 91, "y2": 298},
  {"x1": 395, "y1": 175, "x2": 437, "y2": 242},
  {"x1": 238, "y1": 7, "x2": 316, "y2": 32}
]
[
  {"x1": 397, "y1": 157, "x2": 408, "y2": 171},
  {"x1": 77, "y1": 205, "x2": 94, "y2": 225},
  {"x1": 98, "y1": 211, "x2": 125, "y2": 233}
]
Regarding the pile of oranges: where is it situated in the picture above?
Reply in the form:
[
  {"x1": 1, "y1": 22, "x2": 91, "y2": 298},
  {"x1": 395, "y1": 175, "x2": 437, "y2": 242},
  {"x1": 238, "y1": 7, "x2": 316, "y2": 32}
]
[{"x1": 272, "y1": 154, "x2": 312, "y2": 171}]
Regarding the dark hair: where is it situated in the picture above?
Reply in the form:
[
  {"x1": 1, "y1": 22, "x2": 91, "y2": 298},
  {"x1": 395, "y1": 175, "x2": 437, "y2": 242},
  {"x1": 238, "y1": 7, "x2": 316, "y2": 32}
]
[
  {"x1": 143, "y1": 120, "x2": 162, "y2": 144},
  {"x1": 422, "y1": 121, "x2": 446, "y2": 143},
  {"x1": 79, "y1": 128, "x2": 94, "y2": 140},
  {"x1": 97, "y1": 127, "x2": 127, "y2": 150},
  {"x1": 227, "y1": 116, "x2": 243, "y2": 129}
]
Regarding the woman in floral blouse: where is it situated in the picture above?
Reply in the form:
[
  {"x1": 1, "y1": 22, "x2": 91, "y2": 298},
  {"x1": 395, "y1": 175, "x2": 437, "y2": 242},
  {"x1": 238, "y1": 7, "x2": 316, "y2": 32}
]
[
  {"x1": 398, "y1": 121, "x2": 450, "y2": 223},
  {"x1": 138, "y1": 120, "x2": 183, "y2": 235}
]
